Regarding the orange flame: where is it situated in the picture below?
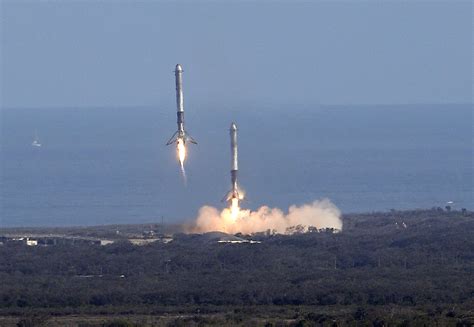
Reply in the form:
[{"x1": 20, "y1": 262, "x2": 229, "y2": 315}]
[
  {"x1": 230, "y1": 197, "x2": 240, "y2": 222},
  {"x1": 177, "y1": 138, "x2": 186, "y2": 168}
]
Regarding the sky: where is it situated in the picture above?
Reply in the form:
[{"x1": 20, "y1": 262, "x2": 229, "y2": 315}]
[{"x1": 0, "y1": 1, "x2": 472, "y2": 109}]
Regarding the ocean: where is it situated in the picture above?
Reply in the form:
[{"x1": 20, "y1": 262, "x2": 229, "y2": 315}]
[{"x1": 1, "y1": 104, "x2": 472, "y2": 227}]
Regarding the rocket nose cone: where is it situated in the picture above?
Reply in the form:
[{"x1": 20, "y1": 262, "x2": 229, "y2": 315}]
[
  {"x1": 230, "y1": 122, "x2": 237, "y2": 131},
  {"x1": 175, "y1": 64, "x2": 183, "y2": 72}
]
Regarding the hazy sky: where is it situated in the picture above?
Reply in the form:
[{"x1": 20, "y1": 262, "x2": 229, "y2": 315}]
[{"x1": 1, "y1": 1, "x2": 472, "y2": 109}]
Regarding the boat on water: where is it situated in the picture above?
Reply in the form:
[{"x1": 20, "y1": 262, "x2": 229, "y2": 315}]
[{"x1": 32, "y1": 131, "x2": 42, "y2": 147}]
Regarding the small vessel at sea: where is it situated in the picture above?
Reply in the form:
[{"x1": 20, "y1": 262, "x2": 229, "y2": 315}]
[{"x1": 32, "y1": 131, "x2": 42, "y2": 147}]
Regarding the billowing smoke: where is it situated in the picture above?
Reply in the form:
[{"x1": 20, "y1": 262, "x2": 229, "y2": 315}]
[{"x1": 190, "y1": 199, "x2": 342, "y2": 234}]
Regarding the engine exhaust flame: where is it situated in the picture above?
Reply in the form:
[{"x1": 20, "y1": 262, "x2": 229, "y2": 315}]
[
  {"x1": 230, "y1": 197, "x2": 240, "y2": 222},
  {"x1": 177, "y1": 138, "x2": 186, "y2": 165},
  {"x1": 177, "y1": 138, "x2": 187, "y2": 184}
]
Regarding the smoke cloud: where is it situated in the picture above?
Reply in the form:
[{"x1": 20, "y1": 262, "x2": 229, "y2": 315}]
[{"x1": 190, "y1": 199, "x2": 342, "y2": 234}]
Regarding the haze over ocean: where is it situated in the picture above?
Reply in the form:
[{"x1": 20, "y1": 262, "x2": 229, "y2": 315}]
[
  {"x1": 1, "y1": 104, "x2": 471, "y2": 227},
  {"x1": 1, "y1": 2, "x2": 472, "y2": 227}
]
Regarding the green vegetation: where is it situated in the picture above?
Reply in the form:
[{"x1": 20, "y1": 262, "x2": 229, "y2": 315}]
[{"x1": 0, "y1": 209, "x2": 473, "y2": 326}]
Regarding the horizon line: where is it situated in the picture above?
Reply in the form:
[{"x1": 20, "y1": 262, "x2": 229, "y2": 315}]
[{"x1": 1, "y1": 102, "x2": 472, "y2": 111}]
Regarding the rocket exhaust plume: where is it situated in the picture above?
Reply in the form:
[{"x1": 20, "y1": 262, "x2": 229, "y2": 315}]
[
  {"x1": 166, "y1": 64, "x2": 197, "y2": 182},
  {"x1": 177, "y1": 138, "x2": 187, "y2": 185},
  {"x1": 189, "y1": 122, "x2": 342, "y2": 234},
  {"x1": 190, "y1": 199, "x2": 342, "y2": 235}
]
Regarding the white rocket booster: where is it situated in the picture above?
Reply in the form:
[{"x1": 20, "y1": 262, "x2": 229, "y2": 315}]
[
  {"x1": 224, "y1": 122, "x2": 240, "y2": 204},
  {"x1": 166, "y1": 64, "x2": 197, "y2": 146}
]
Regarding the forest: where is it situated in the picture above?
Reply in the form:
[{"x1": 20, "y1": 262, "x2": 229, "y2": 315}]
[{"x1": 0, "y1": 208, "x2": 473, "y2": 326}]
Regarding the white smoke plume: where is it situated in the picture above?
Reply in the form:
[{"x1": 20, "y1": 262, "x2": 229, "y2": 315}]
[
  {"x1": 190, "y1": 199, "x2": 342, "y2": 234},
  {"x1": 179, "y1": 162, "x2": 187, "y2": 186}
]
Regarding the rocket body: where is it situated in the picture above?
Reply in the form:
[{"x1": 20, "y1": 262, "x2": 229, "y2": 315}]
[
  {"x1": 224, "y1": 122, "x2": 240, "y2": 204},
  {"x1": 175, "y1": 64, "x2": 185, "y2": 136},
  {"x1": 230, "y1": 123, "x2": 238, "y2": 194},
  {"x1": 166, "y1": 64, "x2": 197, "y2": 146}
]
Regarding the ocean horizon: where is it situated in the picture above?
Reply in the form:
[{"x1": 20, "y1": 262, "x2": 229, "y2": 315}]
[{"x1": 1, "y1": 104, "x2": 472, "y2": 227}]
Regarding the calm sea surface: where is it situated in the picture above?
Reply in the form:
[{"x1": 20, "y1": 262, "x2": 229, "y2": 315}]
[{"x1": 1, "y1": 105, "x2": 472, "y2": 227}]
